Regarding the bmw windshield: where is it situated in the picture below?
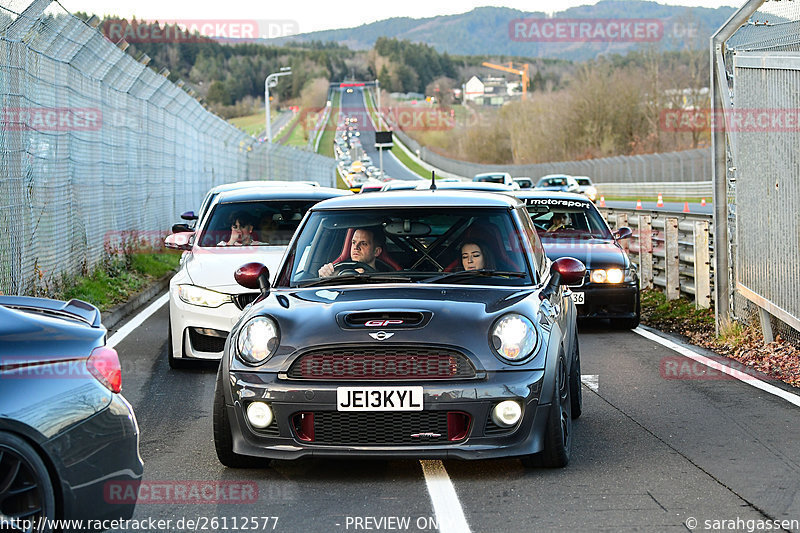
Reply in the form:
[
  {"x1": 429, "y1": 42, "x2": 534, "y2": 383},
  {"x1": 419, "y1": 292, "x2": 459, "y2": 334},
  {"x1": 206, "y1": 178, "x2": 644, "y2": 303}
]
[
  {"x1": 277, "y1": 207, "x2": 536, "y2": 287},
  {"x1": 525, "y1": 199, "x2": 612, "y2": 239},
  {"x1": 197, "y1": 200, "x2": 317, "y2": 247}
]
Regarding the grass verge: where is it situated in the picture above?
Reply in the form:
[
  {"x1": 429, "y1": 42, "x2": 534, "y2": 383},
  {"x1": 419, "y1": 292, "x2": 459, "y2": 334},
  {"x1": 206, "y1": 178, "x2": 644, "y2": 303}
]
[
  {"x1": 317, "y1": 91, "x2": 341, "y2": 158},
  {"x1": 229, "y1": 112, "x2": 265, "y2": 137},
  {"x1": 640, "y1": 288, "x2": 799, "y2": 388},
  {"x1": 47, "y1": 251, "x2": 181, "y2": 312}
]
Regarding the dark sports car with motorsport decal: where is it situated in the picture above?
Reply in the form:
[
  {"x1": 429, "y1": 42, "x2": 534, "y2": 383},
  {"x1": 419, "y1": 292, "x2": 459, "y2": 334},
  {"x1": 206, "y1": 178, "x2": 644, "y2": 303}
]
[
  {"x1": 213, "y1": 190, "x2": 586, "y2": 467},
  {"x1": 515, "y1": 191, "x2": 640, "y2": 329}
]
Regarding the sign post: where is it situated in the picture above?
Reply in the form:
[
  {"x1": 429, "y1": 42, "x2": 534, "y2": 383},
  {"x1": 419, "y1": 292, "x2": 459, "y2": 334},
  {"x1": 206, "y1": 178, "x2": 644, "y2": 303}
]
[{"x1": 374, "y1": 131, "x2": 393, "y2": 180}]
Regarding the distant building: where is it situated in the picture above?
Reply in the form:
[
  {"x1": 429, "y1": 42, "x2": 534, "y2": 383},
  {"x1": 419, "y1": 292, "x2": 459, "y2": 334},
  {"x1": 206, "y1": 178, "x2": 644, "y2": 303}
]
[
  {"x1": 464, "y1": 76, "x2": 484, "y2": 102},
  {"x1": 463, "y1": 75, "x2": 517, "y2": 106}
]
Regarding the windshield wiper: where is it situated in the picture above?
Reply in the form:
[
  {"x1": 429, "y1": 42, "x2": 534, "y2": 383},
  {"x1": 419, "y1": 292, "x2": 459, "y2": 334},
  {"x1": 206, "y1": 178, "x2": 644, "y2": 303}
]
[
  {"x1": 420, "y1": 270, "x2": 527, "y2": 284},
  {"x1": 296, "y1": 274, "x2": 412, "y2": 288}
]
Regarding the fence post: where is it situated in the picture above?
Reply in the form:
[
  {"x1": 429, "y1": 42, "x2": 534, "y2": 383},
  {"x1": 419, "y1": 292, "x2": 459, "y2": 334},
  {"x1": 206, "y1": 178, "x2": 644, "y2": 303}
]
[
  {"x1": 758, "y1": 308, "x2": 775, "y2": 344},
  {"x1": 639, "y1": 214, "x2": 653, "y2": 290},
  {"x1": 665, "y1": 217, "x2": 680, "y2": 300},
  {"x1": 693, "y1": 220, "x2": 711, "y2": 309},
  {"x1": 616, "y1": 213, "x2": 629, "y2": 253}
]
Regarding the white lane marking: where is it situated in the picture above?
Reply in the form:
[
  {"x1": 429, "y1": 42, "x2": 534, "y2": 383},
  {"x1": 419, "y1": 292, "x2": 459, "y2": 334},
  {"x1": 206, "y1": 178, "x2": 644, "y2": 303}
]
[
  {"x1": 106, "y1": 293, "x2": 169, "y2": 349},
  {"x1": 634, "y1": 327, "x2": 800, "y2": 408},
  {"x1": 581, "y1": 374, "x2": 599, "y2": 392},
  {"x1": 419, "y1": 460, "x2": 471, "y2": 533}
]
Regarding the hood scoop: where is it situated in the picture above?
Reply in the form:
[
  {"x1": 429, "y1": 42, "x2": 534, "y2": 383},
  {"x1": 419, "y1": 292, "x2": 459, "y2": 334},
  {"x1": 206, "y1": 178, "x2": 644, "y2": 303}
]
[{"x1": 338, "y1": 310, "x2": 432, "y2": 330}]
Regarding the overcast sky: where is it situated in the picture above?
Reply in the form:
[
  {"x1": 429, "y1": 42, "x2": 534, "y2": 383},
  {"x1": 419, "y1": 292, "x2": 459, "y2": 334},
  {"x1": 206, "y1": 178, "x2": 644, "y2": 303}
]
[{"x1": 57, "y1": 0, "x2": 738, "y2": 34}]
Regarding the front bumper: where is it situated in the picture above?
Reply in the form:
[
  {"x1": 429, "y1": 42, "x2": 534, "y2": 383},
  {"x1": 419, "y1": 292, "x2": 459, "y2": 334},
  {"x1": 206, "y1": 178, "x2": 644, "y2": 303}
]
[
  {"x1": 572, "y1": 282, "x2": 639, "y2": 319},
  {"x1": 45, "y1": 393, "x2": 143, "y2": 525},
  {"x1": 169, "y1": 288, "x2": 248, "y2": 361},
  {"x1": 226, "y1": 370, "x2": 549, "y2": 460}
]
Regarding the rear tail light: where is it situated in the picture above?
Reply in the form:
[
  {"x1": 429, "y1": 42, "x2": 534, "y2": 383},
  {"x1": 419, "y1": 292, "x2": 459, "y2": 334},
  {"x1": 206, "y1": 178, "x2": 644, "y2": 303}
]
[{"x1": 87, "y1": 346, "x2": 122, "y2": 393}]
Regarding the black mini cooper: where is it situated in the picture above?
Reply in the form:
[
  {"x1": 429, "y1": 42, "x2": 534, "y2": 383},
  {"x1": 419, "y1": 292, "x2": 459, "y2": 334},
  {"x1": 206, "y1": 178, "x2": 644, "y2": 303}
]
[{"x1": 214, "y1": 190, "x2": 585, "y2": 468}]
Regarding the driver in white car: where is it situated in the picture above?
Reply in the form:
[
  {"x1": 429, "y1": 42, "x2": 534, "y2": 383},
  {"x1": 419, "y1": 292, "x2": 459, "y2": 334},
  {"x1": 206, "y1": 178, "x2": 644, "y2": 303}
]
[{"x1": 318, "y1": 227, "x2": 385, "y2": 277}]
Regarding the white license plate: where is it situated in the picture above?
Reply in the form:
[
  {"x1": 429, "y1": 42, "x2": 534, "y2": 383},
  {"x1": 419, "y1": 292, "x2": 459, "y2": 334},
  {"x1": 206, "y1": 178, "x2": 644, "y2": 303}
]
[
  {"x1": 336, "y1": 386, "x2": 423, "y2": 411},
  {"x1": 571, "y1": 291, "x2": 585, "y2": 305}
]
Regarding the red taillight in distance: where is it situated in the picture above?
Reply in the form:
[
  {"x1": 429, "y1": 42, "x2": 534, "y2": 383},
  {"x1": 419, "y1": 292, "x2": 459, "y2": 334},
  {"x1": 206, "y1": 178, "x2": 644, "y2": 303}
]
[{"x1": 87, "y1": 346, "x2": 122, "y2": 393}]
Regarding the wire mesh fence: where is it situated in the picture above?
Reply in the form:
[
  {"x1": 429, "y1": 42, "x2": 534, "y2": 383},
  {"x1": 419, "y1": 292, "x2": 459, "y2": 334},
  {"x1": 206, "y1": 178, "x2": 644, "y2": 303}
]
[
  {"x1": 0, "y1": 1, "x2": 336, "y2": 296},
  {"x1": 392, "y1": 127, "x2": 712, "y2": 183},
  {"x1": 713, "y1": 0, "x2": 800, "y2": 348}
]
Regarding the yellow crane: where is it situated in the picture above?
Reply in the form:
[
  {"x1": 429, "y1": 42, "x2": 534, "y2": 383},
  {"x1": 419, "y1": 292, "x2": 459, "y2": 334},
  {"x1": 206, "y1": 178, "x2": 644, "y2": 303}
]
[{"x1": 481, "y1": 61, "x2": 530, "y2": 101}]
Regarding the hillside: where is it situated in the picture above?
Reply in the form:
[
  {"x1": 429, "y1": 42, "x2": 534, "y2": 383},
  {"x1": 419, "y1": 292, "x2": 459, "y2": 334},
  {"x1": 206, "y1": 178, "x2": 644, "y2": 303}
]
[{"x1": 266, "y1": 1, "x2": 736, "y2": 60}]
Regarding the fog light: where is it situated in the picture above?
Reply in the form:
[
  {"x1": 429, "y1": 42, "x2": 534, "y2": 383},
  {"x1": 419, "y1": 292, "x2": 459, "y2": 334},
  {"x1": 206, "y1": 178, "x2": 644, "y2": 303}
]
[
  {"x1": 246, "y1": 402, "x2": 273, "y2": 429},
  {"x1": 492, "y1": 401, "x2": 522, "y2": 428}
]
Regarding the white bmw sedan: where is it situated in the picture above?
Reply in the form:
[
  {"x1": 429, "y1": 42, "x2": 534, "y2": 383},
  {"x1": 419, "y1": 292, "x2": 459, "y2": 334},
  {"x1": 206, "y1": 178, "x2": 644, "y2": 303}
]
[{"x1": 165, "y1": 185, "x2": 350, "y2": 368}]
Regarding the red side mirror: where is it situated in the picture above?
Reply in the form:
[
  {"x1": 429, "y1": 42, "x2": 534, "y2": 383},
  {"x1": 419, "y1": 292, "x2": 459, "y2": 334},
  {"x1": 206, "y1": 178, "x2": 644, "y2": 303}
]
[
  {"x1": 164, "y1": 232, "x2": 194, "y2": 251},
  {"x1": 552, "y1": 257, "x2": 586, "y2": 286},
  {"x1": 235, "y1": 262, "x2": 270, "y2": 292}
]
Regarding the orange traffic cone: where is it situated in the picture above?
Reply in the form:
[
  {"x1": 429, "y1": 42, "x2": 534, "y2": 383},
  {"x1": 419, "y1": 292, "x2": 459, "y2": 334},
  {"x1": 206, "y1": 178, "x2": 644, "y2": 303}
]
[
  {"x1": 635, "y1": 199, "x2": 643, "y2": 210},
  {"x1": 598, "y1": 196, "x2": 606, "y2": 207},
  {"x1": 657, "y1": 193, "x2": 664, "y2": 207},
  {"x1": 683, "y1": 201, "x2": 690, "y2": 213},
  {"x1": 701, "y1": 198, "x2": 706, "y2": 206}
]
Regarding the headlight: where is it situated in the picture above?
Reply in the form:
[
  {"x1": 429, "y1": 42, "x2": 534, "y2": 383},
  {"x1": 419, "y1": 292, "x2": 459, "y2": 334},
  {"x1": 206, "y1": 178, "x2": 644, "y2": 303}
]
[
  {"x1": 491, "y1": 314, "x2": 538, "y2": 362},
  {"x1": 178, "y1": 285, "x2": 231, "y2": 308},
  {"x1": 606, "y1": 268, "x2": 624, "y2": 283},
  {"x1": 590, "y1": 269, "x2": 607, "y2": 283},
  {"x1": 590, "y1": 269, "x2": 632, "y2": 284},
  {"x1": 236, "y1": 316, "x2": 279, "y2": 365}
]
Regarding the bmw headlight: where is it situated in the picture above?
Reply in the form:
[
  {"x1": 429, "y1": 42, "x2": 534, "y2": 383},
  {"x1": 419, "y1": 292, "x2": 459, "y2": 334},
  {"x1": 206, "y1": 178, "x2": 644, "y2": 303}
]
[
  {"x1": 491, "y1": 314, "x2": 538, "y2": 362},
  {"x1": 590, "y1": 269, "x2": 634, "y2": 284},
  {"x1": 178, "y1": 285, "x2": 231, "y2": 308},
  {"x1": 236, "y1": 316, "x2": 279, "y2": 365}
]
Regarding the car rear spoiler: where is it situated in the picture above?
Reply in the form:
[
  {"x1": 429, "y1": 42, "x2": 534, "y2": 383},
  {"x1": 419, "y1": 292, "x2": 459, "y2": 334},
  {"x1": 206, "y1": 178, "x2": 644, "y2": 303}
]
[{"x1": 0, "y1": 295, "x2": 102, "y2": 327}]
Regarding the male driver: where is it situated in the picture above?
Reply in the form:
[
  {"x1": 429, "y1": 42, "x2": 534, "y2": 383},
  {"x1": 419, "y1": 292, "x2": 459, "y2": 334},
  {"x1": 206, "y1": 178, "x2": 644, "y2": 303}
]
[{"x1": 318, "y1": 228, "x2": 383, "y2": 277}]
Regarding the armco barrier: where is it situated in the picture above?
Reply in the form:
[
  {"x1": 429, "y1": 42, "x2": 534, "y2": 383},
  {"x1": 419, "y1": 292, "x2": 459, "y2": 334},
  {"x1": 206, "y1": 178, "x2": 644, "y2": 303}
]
[{"x1": 600, "y1": 207, "x2": 713, "y2": 308}]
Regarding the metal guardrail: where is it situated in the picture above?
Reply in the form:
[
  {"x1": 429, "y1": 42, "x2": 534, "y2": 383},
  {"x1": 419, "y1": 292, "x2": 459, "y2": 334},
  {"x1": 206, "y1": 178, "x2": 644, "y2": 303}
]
[
  {"x1": 600, "y1": 207, "x2": 714, "y2": 308},
  {"x1": 596, "y1": 181, "x2": 713, "y2": 199}
]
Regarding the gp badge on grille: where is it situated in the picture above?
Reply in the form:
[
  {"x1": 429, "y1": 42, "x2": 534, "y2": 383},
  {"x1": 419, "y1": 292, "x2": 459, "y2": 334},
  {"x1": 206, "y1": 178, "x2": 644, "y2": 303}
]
[{"x1": 368, "y1": 331, "x2": 394, "y2": 341}]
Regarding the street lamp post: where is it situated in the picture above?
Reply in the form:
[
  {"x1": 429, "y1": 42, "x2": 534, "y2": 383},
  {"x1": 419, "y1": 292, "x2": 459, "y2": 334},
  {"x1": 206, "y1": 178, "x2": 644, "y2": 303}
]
[{"x1": 265, "y1": 67, "x2": 292, "y2": 143}]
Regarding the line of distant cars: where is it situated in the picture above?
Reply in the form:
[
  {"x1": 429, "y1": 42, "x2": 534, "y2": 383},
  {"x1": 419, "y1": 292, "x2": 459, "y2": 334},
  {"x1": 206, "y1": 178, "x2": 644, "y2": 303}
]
[
  {"x1": 473, "y1": 172, "x2": 598, "y2": 202},
  {"x1": 334, "y1": 115, "x2": 388, "y2": 192}
]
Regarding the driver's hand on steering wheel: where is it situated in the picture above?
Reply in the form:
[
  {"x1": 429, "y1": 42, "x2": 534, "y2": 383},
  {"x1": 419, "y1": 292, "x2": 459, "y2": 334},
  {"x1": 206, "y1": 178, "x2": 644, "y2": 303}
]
[{"x1": 318, "y1": 262, "x2": 335, "y2": 277}]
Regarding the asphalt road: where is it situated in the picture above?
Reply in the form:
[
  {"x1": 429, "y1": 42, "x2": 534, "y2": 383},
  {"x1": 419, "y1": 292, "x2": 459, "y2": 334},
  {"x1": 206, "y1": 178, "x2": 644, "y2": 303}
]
[
  {"x1": 108, "y1": 294, "x2": 800, "y2": 533},
  {"x1": 339, "y1": 88, "x2": 424, "y2": 182}
]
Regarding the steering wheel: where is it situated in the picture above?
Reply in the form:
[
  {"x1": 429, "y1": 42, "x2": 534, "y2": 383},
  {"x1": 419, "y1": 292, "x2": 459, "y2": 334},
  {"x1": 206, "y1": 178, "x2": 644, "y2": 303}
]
[{"x1": 333, "y1": 261, "x2": 376, "y2": 275}]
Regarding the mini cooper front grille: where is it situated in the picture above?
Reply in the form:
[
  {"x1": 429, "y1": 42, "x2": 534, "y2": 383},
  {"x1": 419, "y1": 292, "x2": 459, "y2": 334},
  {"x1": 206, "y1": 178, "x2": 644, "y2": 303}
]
[
  {"x1": 292, "y1": 411, "x2": 470, "y2": 445},
  {"x1": 287, "y1": 347, "x2": 476, "y2": 380},
  {"x1": 233, "y1": 293, "x2": 260, "y2": 310}
]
